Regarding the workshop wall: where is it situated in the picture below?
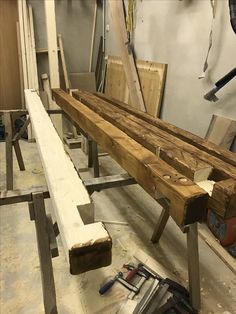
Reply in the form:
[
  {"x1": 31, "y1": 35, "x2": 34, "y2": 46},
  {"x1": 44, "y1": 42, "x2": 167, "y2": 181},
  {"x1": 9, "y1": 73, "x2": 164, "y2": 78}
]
[
  {"x1": 106, "y1": 0, "x2": 236, "y2": 150},
  {"x1": 29, "y1": 0, "x2": 102, "y2": 88}
]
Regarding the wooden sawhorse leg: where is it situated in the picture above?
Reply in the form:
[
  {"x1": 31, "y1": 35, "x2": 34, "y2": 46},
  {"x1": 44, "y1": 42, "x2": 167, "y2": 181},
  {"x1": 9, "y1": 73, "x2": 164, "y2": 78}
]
[
  {"x1": 4, "y1": 112, "x2": 27, "y2": 190},
  {"x1": 29, "y1": 192, "x2": 58, "y2": 314},
  {"x1": 151, "y1": 207, "x2": 201, "y2": 312}
]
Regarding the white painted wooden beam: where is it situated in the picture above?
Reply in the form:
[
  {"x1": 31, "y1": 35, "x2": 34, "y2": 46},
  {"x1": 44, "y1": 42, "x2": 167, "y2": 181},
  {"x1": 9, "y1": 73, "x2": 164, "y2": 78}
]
[
  {"x1": 44, "y1": 0, "x2": 60, "y2": 89},
  {"x1": 25, "y1": 89, "x2": 112, "y2": 274}
]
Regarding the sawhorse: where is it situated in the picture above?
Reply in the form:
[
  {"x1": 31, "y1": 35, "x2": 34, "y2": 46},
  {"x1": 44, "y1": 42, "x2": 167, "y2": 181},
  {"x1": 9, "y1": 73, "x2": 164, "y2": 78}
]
[
  {"x1": 3, "y1": 111, "x2": 29, "y2": 189},
  {"x1": 151, "y1": 205, "x2": 200, "y2": 311}
]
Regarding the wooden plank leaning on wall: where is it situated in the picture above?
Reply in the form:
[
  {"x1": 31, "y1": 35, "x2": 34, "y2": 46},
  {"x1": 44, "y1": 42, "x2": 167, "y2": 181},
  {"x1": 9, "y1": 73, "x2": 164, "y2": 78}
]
[
  {"x1": 25, "y1": 89, "x2": 112, "y2": 275},
  {"x1": 108, "y1": 0, "x2": 146, "y2": 112},
  {"x1": 44, "y1": 0, "x2": 63, "y2": 138},
  {"x1": 52, "y1": 89, "x2": 208, "y2": 227},
  {"x1": 105, "y1": 56, "x2": 167, "y2": 117}
]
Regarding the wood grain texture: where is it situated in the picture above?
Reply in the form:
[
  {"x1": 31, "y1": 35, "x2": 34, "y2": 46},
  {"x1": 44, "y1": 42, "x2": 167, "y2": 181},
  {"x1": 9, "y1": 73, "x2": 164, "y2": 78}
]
[
  {"x1": 96, "y1": 93, "x2": 236, "y2": 168},
  {"x1": 0, "y1": 0, "x2": 21, "y2": 109},
  {"x1": 105, "y1": 56, "x2": 167, "y2": 117},
  {"x1": 209, "y1": 179, "x2": 236, "y2": 219},
  {"x1": 25, "y1": 89, "x2": 111, "y2": 274},
  {"x1": 73, "y1": 90, "x2": 212, "y2": 182},
  {"x1": 107, "y1": 1, "x2": 146, "y2": 112},
  {"x1": 206, "y1": 114, "x2": 236, "y2": 150},
  {"x1": 53, "y1": 89, "x2": 208, "y2": 227},
  {"x1": 74, "y1": 90, "x2": 236, "y2": 219}
]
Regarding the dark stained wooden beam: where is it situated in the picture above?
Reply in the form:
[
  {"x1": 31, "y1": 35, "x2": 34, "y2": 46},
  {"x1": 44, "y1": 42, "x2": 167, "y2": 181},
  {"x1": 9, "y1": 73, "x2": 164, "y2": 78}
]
[
  {"x1": 95, "y1": 92, "x2": 236, "y2": 168},
  {"x1": 73, "y1": 90, "x2": 236, "y2": 219},
  {"x1": 73, "y1": 90, "x2": 213, "y2": 182},
  {"x1": 209, "y1": 179, "x2": 236, "y2": 219},
  {"x1": 53, "y1": 88, "x2": 208, "y2": 227}
]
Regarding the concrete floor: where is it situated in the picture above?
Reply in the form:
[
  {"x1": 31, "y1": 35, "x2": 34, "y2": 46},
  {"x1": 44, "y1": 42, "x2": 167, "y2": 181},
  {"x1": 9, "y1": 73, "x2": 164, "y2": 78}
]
[{"x1": 0, "y1": 140, "x2": 236, "y2": 314}]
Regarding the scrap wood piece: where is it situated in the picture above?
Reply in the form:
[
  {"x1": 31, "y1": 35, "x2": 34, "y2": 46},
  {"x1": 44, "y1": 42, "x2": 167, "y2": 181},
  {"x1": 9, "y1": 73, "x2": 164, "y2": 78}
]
[
  {"x1": 25, "y1": 89, "x2": 112, "y2": 275},
  {"x1": 206, "y1": 114, "x2": 236, "y2": 150},
  {"x1": 105, "y1": 56, "x2": 167, "y2": 117},
  {"x1": 208, "y1": 179, "x2": 236, "y2": 219},
  {"x1": 95, "y1": 92, "x2": 236, "y2": 168},
  {"x1": 108, "y1": 1, "x2": 146, "y2": 112},
  {"x1": 73, "y1": 90, "x2": 212, "y2": 182},
  {"x1": 52, "y1": 89, "x2": 208, "y2": 227}
]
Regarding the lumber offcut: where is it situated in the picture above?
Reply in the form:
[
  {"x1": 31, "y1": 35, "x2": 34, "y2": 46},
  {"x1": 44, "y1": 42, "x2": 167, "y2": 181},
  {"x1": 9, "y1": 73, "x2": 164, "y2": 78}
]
[
  {"x1": 53, "y1": 89, "x2": 208, "y2": 227},
  {"x1": 25, "y1": 89, "x2": 112, "y2": 274}
]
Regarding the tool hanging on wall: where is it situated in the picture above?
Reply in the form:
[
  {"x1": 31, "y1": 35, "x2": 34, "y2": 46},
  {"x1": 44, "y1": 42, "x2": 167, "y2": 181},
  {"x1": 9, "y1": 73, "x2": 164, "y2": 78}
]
[
  {"x1": 198, "y1": 0, "x2": 216, "y2": 79},
  {"x1": 204, "y1": 67, "x2": 236, "y2": 101},
  {"x1": 229, "y1": 0, "x2": 236, "y2": 33}
]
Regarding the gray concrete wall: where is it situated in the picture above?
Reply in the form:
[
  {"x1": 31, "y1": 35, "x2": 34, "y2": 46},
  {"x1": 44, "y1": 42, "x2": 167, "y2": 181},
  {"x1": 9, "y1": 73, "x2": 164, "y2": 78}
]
[
  {"x1": 29, "y1": 0, "x2": 102, "y2": 87},
  {"x1": 106, "y1": 0, "x2": 236, "y2": 150}
]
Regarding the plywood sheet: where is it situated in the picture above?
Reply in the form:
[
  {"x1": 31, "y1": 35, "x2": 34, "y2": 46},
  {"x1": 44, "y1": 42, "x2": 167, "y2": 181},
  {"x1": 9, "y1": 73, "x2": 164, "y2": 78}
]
[
  {"x1": 0, "y1": 0, "x2": 21, "y2": 109},
  {"x1": 105, "y1": 56, "x2": 167, "y2": 117}
]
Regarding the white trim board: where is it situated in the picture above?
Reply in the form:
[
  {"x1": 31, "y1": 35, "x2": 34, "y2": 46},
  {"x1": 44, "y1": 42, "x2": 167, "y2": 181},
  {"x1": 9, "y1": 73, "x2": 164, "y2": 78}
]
[{"x1": 25, "y1": 89, "x2": 112, "y2": 274}]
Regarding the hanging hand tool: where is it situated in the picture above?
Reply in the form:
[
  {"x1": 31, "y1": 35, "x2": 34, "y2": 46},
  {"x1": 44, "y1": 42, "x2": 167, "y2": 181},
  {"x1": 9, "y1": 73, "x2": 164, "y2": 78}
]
[{"x1": 204, "y1": 67, "x2": 236, "y2": 102}]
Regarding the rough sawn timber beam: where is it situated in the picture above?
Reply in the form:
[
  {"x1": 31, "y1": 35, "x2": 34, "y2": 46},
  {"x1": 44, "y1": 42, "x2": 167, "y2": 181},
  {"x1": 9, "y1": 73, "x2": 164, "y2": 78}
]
[
  {"x1": 73, "y1": 90, "x2": 213, "y2": 182},
  {"x1": 95, "y1": 92, "x2": 236, "y2": 168},
  {"x1": 52, "y1": 89, "x2": 208, "y2": 227},
  {"x1": 24, "y1": 89, "x2": 112, "y2": 275},
  {"x1": 76, "y1": 91, "x2": 236, "y2": 218}
]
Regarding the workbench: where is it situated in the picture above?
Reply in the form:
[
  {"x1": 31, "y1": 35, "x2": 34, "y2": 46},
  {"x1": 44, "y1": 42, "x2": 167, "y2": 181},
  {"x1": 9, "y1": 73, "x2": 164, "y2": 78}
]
[{"x1": 1, "y1": 89, "x2": 235, "y2": 313}]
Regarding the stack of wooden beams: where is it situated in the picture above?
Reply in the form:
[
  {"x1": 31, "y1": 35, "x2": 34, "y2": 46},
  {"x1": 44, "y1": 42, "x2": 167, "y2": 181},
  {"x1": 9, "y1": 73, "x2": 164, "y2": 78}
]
[{"x1": 52, "y1": 89, "x2": 236, "y2": 228}]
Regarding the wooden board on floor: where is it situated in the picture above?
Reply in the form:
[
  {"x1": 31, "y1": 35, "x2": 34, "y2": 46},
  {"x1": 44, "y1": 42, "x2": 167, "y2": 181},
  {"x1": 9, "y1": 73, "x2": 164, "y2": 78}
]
[
  {"x1": 53, "y1": 88, "x2": 208, "y2": 227},
  {"x1": 25, "y1": 89, "x2": 112, "y2": 275},
  {"x1": 105, "y1": 56, "x2": 167, "y2": 117},
  {"x1": 205, "y1": 114, "x2": 236, "y2": 150}
]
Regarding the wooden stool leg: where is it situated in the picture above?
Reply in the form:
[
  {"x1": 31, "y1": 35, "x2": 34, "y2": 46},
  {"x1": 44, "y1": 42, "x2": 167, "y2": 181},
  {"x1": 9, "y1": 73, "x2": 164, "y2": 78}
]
[
  {"x1": 187, "y1": 223, "x2": 201, "y2": 311},
  {"x1": 4, "y1": 113, "x2": 13, "y2": 190},
  {"x1": 151, "y1": 202, "x2": 170, "y2": 243},
  {"x1": 32, "y1": 192, "x2": 58, "y2": 314}
]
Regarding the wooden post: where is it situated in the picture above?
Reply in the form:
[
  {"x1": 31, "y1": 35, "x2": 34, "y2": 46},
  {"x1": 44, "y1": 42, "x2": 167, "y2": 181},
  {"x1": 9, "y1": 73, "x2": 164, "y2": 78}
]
[
  {"x1": 44, "y1": 0, "x2": 62, "y2": 137},
  {"x1": 58, "y1": 34, "x2": 71, "y2": 91},
  {"x1": 89, "y1": 0, "x2": 97, "y2": 72}
]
